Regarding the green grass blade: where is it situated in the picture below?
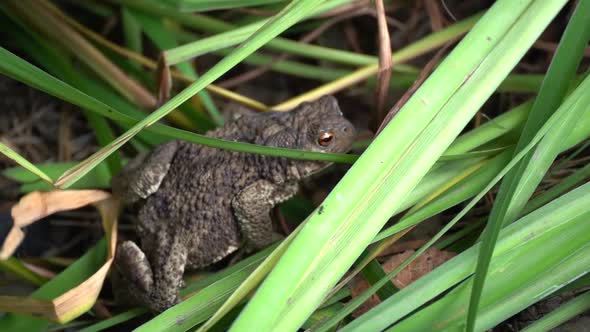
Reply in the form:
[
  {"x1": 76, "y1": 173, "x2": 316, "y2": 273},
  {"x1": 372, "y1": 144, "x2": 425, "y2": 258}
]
[
  {"x1": 444, "y1": 101, "x2": 531, "y2": 155},
  {"x1": 196, "y1": 229, "x2": 300, "y2": 332},
  {"x1": 121, "y1": 7, "x2": 143, "y2": 59},
  {"x1": 389, "y1": 212, "x2": 590, "y2": 331},
  {"x1": 78, "y1": 308, "x2": 146, "y2": 332},
  {"x1": 120, "y1": 0, "x2": 471, "y2": 70},
  {"x1": 165, "y1": 0, "x2": 286, "y2": 11},
  {"x1": 466, "y1": 1, "x2": 590, "y2": 329},
  {"x1": 161, "y1": 0, "x2": 369, "y2": 67},
  {"x1": 0, "y1": 45, "x2": 356, "y2": 171},
  {"x1": 129, "y1": 9, "x2": 224, "y2": 126},
  {"x1": 521, "y1": 291, "x2": 590, "y2": 332},
  {"x1": 0, "y1": 142, "x2": 53, "y2": 184},
  {"x1": 523, "y1": 162, "x2": 590, "y2": 214},
  {"x1": 487, "y1": 0, "x2": 590, "y2": 228},
  {"x1": 0, "y1": 258, "x2": 47, "y2": 286},
  {"x1": 3, "y1": 162, "x2": 111, "y2": 192}
]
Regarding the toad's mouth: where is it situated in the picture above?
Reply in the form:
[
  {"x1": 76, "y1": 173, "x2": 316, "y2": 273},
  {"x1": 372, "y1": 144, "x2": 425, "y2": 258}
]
[{"x1": 290, "y1": 160, "x2": 333, "y2": 180}]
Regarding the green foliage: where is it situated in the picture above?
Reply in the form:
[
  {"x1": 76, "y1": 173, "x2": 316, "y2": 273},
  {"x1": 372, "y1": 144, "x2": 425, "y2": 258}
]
[{"x1": 0, "y1": 0, "x2": 589, "y2": 331}]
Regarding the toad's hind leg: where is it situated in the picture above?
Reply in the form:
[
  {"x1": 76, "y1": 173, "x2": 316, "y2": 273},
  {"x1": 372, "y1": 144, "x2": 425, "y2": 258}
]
[
  {"x1": 114, "y1": 230, "x2": 188, "y2": 313},
  {"x1": 113, "y1": 241, "x2": 156, "y2": 310}
]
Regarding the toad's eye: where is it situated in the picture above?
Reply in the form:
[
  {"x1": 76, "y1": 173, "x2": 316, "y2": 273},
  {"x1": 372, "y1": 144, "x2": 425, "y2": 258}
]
[{"x1": 318, "y1": 132, "x2": 335, "y2": 146}]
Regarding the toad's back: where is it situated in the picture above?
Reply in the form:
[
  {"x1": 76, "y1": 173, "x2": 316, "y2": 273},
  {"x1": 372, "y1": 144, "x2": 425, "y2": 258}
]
[{"x1": 138, "y1": 142, "x2": 260, "y2": 269}]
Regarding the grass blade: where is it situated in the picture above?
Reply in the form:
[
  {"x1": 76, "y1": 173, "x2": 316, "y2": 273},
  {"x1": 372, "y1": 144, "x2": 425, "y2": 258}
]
[
  {"x1": 521, "y1": 291, "x2": 590, "y2": 332},
  {"x1": 166, "y1": 0, "x2": 287, "y2": 12},
  {"x1": 466, "y1": 1, "x2": 590, "y2": 329},
  {"x1": 0, "y1": 46, "x2": 356, "y2": 177},
  {"x1": 0, "y1": 142, "x2": 53, "y2": 184}
]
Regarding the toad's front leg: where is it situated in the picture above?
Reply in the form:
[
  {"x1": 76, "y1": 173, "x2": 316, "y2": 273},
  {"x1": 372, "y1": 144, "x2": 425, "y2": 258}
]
[
  {"x1": 232, "y1": 180, "x2": 298, "y2": 251},
  {"x1": 114, "y1": 231, "x2": 188, "y2": 313}
]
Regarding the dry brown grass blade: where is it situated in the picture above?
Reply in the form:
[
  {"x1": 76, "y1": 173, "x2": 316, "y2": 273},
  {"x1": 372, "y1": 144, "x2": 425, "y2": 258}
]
[
  {"x1": 372, "y1": 0, "x2": 393, "y2": 131},
  {"x1": 40, "y1": 1, "x2": 269, "y2": 112},
  {"x1": 375, "y1": 41, "x2": 453, "y2": 136},
  {"x1": 157, "y1": 54, "x2": 173, "y2": 107},
  {"x1": 5, "y1": 0, "x2": 157, "y2": 110},
  {"x1": 0, "y1": 190, "x2": 118, "y2": 323},
  {"x1": 350, "y1": 247, "x2": 455, "y2": 317},
  {"x1": 424, "y1": 0, "x2": 445, "y2": 31},
  {"x1": 219, "y1": 8, "x2": 375, "y2": 90}
]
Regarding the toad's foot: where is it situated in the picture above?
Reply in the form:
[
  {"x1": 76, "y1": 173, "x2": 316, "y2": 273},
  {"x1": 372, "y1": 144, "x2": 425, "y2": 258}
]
[{"x1": 114, "y1": 240, "x2": 182, "y2": 312}]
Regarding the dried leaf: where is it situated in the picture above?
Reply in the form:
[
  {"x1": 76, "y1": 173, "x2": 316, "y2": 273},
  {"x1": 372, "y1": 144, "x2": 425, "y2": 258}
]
[
  {"x1": 156, "y1": 54, "x2": 172, "y2": 107},
  {"x1": 385, "y1": 247, "x2": 456, "y2": 288},
  {"x1": 373, "y1": 0, "x2": 393, "y2": 131},
  {"x1": 0, "y1": 190, "x2": 119, "y2": 323},
  {"x1": 2, "y1": 190, "x2": 110, "y2": 259},
  {"x1": 351, "y1": 247, "x2": 456, "y2": 316}
]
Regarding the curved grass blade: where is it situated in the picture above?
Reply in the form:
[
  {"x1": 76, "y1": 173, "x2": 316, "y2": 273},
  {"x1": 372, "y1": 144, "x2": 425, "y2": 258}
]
[{"x1": 0, "y1": 46, "x2": 357, "y2": 177}]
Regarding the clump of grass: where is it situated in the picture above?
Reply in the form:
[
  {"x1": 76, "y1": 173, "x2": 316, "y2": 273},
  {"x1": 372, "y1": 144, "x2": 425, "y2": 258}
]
[{"x1": 0, "y1": 0, "x2": 589, "y2": 331}]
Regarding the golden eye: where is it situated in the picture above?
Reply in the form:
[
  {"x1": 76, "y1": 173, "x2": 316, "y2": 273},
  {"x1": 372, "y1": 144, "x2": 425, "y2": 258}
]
[{"x1": 318, "y1": 132, "x2": 335, "y2": 146}]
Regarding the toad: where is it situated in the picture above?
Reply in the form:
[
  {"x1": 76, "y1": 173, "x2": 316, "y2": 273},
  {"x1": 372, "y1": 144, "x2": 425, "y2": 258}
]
[{"x1": 112, "y1": 95, "x2": 356, "y2": 312}]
